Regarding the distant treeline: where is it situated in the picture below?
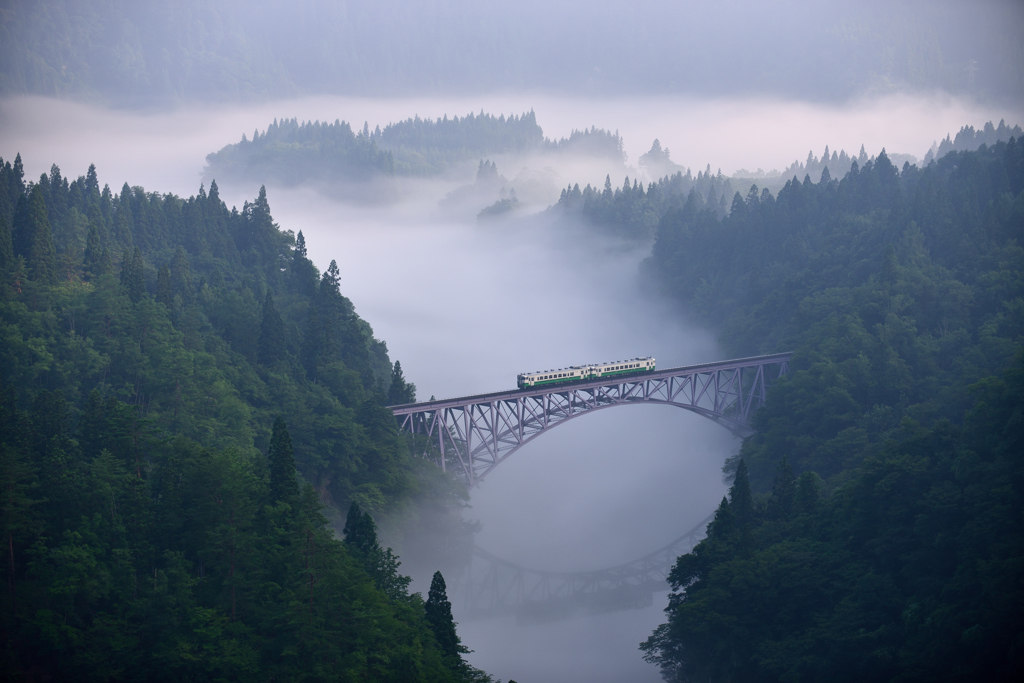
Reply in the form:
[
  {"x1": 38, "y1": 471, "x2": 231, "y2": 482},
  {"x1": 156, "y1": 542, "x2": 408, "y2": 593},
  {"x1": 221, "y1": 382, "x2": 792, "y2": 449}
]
[
  {"x1": 924, "y1": 119, "x2": 1024, "y2": 164},
  {"x1": 749, "y1": 120, "x2": 1022, "y2": 187},
  {"x1": 0, "y1": 156, "x2": 488, "y2": 679},
  {"x1": 204, "y1": 110, "x2": 624, "y2": 185},
  {"x1": 639, "y1": 140, "x2": 1024, "y2": 681},
  {"x1": 554, "y1": 166, "x2": 735, "y2": 239}
]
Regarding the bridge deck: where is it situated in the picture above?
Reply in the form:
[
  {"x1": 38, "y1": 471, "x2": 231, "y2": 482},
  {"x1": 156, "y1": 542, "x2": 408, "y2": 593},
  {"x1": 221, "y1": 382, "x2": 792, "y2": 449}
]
[{"x1": 389, "y1": 352, "x2": 793, "y2": 413}]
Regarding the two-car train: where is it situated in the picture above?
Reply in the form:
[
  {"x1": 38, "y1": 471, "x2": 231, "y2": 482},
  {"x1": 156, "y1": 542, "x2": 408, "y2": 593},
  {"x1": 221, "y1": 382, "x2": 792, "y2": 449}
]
[{"x1": 516, "y1": 357, "x2": 655, "y2": 389}]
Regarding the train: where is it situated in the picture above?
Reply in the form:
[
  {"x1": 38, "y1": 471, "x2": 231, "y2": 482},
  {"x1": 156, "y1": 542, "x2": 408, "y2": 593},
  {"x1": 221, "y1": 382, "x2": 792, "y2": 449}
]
[{"x1": 516, "y1": 357, "x2": 655, "y2": 389}]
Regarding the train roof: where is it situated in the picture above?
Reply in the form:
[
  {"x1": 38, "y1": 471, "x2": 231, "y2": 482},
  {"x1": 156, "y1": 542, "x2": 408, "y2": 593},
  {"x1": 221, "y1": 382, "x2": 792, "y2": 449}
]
[{"x1": 518, "y1": 356, "x2": 654, "y2": 375}]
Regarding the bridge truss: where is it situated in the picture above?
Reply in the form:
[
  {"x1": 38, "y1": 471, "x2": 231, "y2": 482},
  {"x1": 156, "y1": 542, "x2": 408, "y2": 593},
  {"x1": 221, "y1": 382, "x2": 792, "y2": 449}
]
[{"x1": 391, "y1": 353, "x2": 791, "y2": 486}]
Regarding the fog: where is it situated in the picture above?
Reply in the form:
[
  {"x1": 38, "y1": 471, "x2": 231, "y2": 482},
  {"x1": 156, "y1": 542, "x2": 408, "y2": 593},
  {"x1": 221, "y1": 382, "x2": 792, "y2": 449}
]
[
  {"x1": 4, "y1": 92, "x2": 1018, "y2": 194},
  {"x1": 2, "y1": 91, "x2": 1023, "y2": 681},
  {"x1": 4, "y1": 1, "x2": 1023, "y2": 104},
  {"x1": 254, "y1": 185, "x2": 734, "y2": 682}
]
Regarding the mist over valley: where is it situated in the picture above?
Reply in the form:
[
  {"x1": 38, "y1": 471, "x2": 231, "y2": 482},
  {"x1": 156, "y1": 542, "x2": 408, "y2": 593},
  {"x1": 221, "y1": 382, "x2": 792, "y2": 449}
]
[{"x1": 2, "y1": 3, "x2": 1024, "y2": 682}]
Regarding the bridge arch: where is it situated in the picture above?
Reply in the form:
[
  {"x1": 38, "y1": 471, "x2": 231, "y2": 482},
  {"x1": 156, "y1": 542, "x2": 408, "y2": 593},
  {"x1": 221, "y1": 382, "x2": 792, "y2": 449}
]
[{"x1": 391, "y1": 353, "x2": 791, "y2": 486}]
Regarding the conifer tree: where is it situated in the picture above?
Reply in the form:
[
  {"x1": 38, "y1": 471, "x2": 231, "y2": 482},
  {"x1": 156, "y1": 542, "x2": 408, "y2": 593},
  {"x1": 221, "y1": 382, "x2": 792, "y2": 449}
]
[
  {"x1": 96, "y1": 248, "x2": 112, "y2": 277},
  {"x1": 169, "y1": 247, "x2": 193, "y2": 303},
  {"x1": 290, "y1": 230, "x2": 318, "y2": 296},
  {"x1": 425, "y1": 571, "x2": 463, "y2": 664},
  {"x1": 769, "y1": 456, "x2": 795, "y2": 520},
  {"x1": 729, "y1": 459, "x2": 753, "y2": 530},
  {"x1": 84, "y1": 163, "x2": 99, "y2": 199},
  {"x1": 0, "y1": 214, "x2": 12, "y2": 271},
  {"x1": 113, "y1": 183, "x2": 134, "y2": 249},
  {"x1": 156, "y1": 266, "x2": 172, "y2": 307},
  {"x1": 257, "y1": 291, "x2": 287, "y2": 365},
  {"x1": 343, "y1": 501, "x2": 411, "y2": 600},
  {"x1": 12, "y1": 185, "x2": 56, "y2": 282},
  {"x1": 342, "y1": 501, "x2": 378, "y2": 556},
  {"x1": 268, "y1": 417, "x2": 298, "y2": 505},
  {"x1": 300, "y1": 304, "x2": 329, "y2": 381},
  {"x1": 795, "y1": 471, "x2": 821, "y2": 513},
  {"x1": 386, "y1": 360, "x2": 416, "y2": 405},
  {"x1": 120, "y1": 247, "x2": 145, "y2": 302},
  {"x1": 83, "y1": 223, "x2": 102, "y2": 278}
]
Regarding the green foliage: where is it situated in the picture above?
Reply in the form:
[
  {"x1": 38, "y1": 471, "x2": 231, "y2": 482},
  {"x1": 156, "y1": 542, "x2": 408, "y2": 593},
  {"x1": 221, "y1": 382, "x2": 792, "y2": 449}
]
[
  {"x1": 556, "y1": 166, "x2": 734, "y2": 239},
  {"x1": 12, "y1": 184, "x2": 56, "y2": 283},
  {"x1": 256, "y1": 291, "x2": 286, "y2": 365},
  {"x1": 0, "y1": 159, "x2": 419, "y2": 516},
  {"x1": 204, "y1": 118, "x2": 395, "y2": 188},
  {"x1": 343, "y1": 501, "x2": 412, "y2": 602},
  {"x1": 639, "y1": 140, "x2": 1024, "y2": 680},
  {"x1": 0, "y1": 157, "x2": 476, "y2": 681},
  {"x1": 387, "y1": 360, "x2": 417, "y2": 406},
  {"x1": 205, "y1": 111, "x2": 625, "y2": 185},
  {"x1": 642, "y1": 360, "x2": 1024, "y2": 682},
  {"x1": 646, "y1": 142, "x2": 1024, "y2": 486},
  {"x1": 268, "y1": 417, "x2": 298, "y2": 505},
  {"x1": 426, "y1": 571, "x2": 465, "y2": 668}
]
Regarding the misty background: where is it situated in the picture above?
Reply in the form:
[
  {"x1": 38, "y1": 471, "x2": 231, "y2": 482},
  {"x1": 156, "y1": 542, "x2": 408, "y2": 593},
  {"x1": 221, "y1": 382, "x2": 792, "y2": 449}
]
[
  {"x1": 2, "y1": 0, "x2": 1023, "y2": 106},
  {"x1": 2, "y1": 1, "x2": 1023, "y2": 681}
]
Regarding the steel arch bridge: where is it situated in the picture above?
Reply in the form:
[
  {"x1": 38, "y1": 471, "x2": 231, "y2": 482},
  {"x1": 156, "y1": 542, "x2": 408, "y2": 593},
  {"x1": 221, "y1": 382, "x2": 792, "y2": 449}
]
[
  {"x1": 454, "y1": 513, "x2": 715, "y2": 624},
  {"x1": 390, "y1": 353, "x2": 791, "y2": 486}
]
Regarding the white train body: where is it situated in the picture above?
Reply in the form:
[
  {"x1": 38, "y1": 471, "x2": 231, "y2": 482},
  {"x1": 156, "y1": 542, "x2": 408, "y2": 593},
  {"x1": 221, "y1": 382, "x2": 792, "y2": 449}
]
[{"x1": 517, "y1": 357, "x2": 655, "y2": 389}]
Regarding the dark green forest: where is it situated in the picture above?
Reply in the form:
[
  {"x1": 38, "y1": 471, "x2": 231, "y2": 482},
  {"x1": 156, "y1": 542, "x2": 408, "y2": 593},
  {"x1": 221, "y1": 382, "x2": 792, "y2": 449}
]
[
  {"x1": 204, "y1": 111, "x2": 624, "y2": 187},
  {"x1": 628, "y1": 140, "x2": 1024, "y2": 680},
  {"x1": 555, "y1": 167, "x2": 736, "y2": 240},
  {"x1": 0, "y1": 156, "x2": 488, "y2": 680}
]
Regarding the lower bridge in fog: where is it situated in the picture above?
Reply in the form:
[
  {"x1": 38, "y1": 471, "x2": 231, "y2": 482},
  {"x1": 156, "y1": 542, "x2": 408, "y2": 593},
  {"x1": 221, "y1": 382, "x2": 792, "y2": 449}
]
[
  {"x1": 390, "y1": 353, "x2": 792, "y2": 486},
  {"x1": 454, "y1": 513, "x2": 715, "y2": 625}
]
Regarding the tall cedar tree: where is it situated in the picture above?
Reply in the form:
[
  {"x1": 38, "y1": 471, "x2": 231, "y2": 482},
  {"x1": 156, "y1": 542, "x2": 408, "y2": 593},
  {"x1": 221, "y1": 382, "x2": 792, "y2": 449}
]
[
  {"x1": 268, "y1": 417, "x2": 298, "y2": 504},
  {"x1": 425, "y1": 571, "x2": 463, "y2": 663},
  {"x1": 291, "y1": 230, "x2": 319, "y2": 297},
  {"x1": 343, "y1": 501, "x2": 412, "y2": 600},
  {"x1": 257, "y1": 291, "x2": 287, "y2": 364},
  {"x1": 12, "y1": 184, "x2": 55, "y2": 282},
  {"x1": 169, "y1": 247, "x2": 193, "y2": 303},
  {"x1": 83, "y1": 222, "x2": 102, "y2": 278},
  {"x1": 387, "y1": 360, "x2": 416, "y2": 405},
  {"x1": 155, "y1": 265, "x2": 172, "y2": 307},
  {"x1": 0, "y1": 214, "x2": 13, "y2": 270},
  {"x1": 119, "y1": 247, "x2": 145, "y2": 303}
]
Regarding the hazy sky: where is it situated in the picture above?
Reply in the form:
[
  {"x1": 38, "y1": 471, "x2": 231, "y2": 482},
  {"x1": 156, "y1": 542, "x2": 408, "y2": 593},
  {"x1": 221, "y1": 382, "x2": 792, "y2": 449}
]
[{"x1": 4, "y1": 1, "x2": 1023, "y2": 104}]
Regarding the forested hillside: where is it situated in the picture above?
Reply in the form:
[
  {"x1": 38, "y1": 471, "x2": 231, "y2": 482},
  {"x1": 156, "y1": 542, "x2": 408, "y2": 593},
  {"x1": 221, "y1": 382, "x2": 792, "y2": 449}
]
[
  {"x1": 634, "y1": 141, "x2": 1024, "y2": 680},
  {"x1": 204, "y1": 111, "x2": 624, "y2": 187},
  {"x1": 555, "y1": 167, "x2": 735, "y2": 239},
  {"x1": 0, "y1": 156, "x2": 485, "y2": 680}
]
